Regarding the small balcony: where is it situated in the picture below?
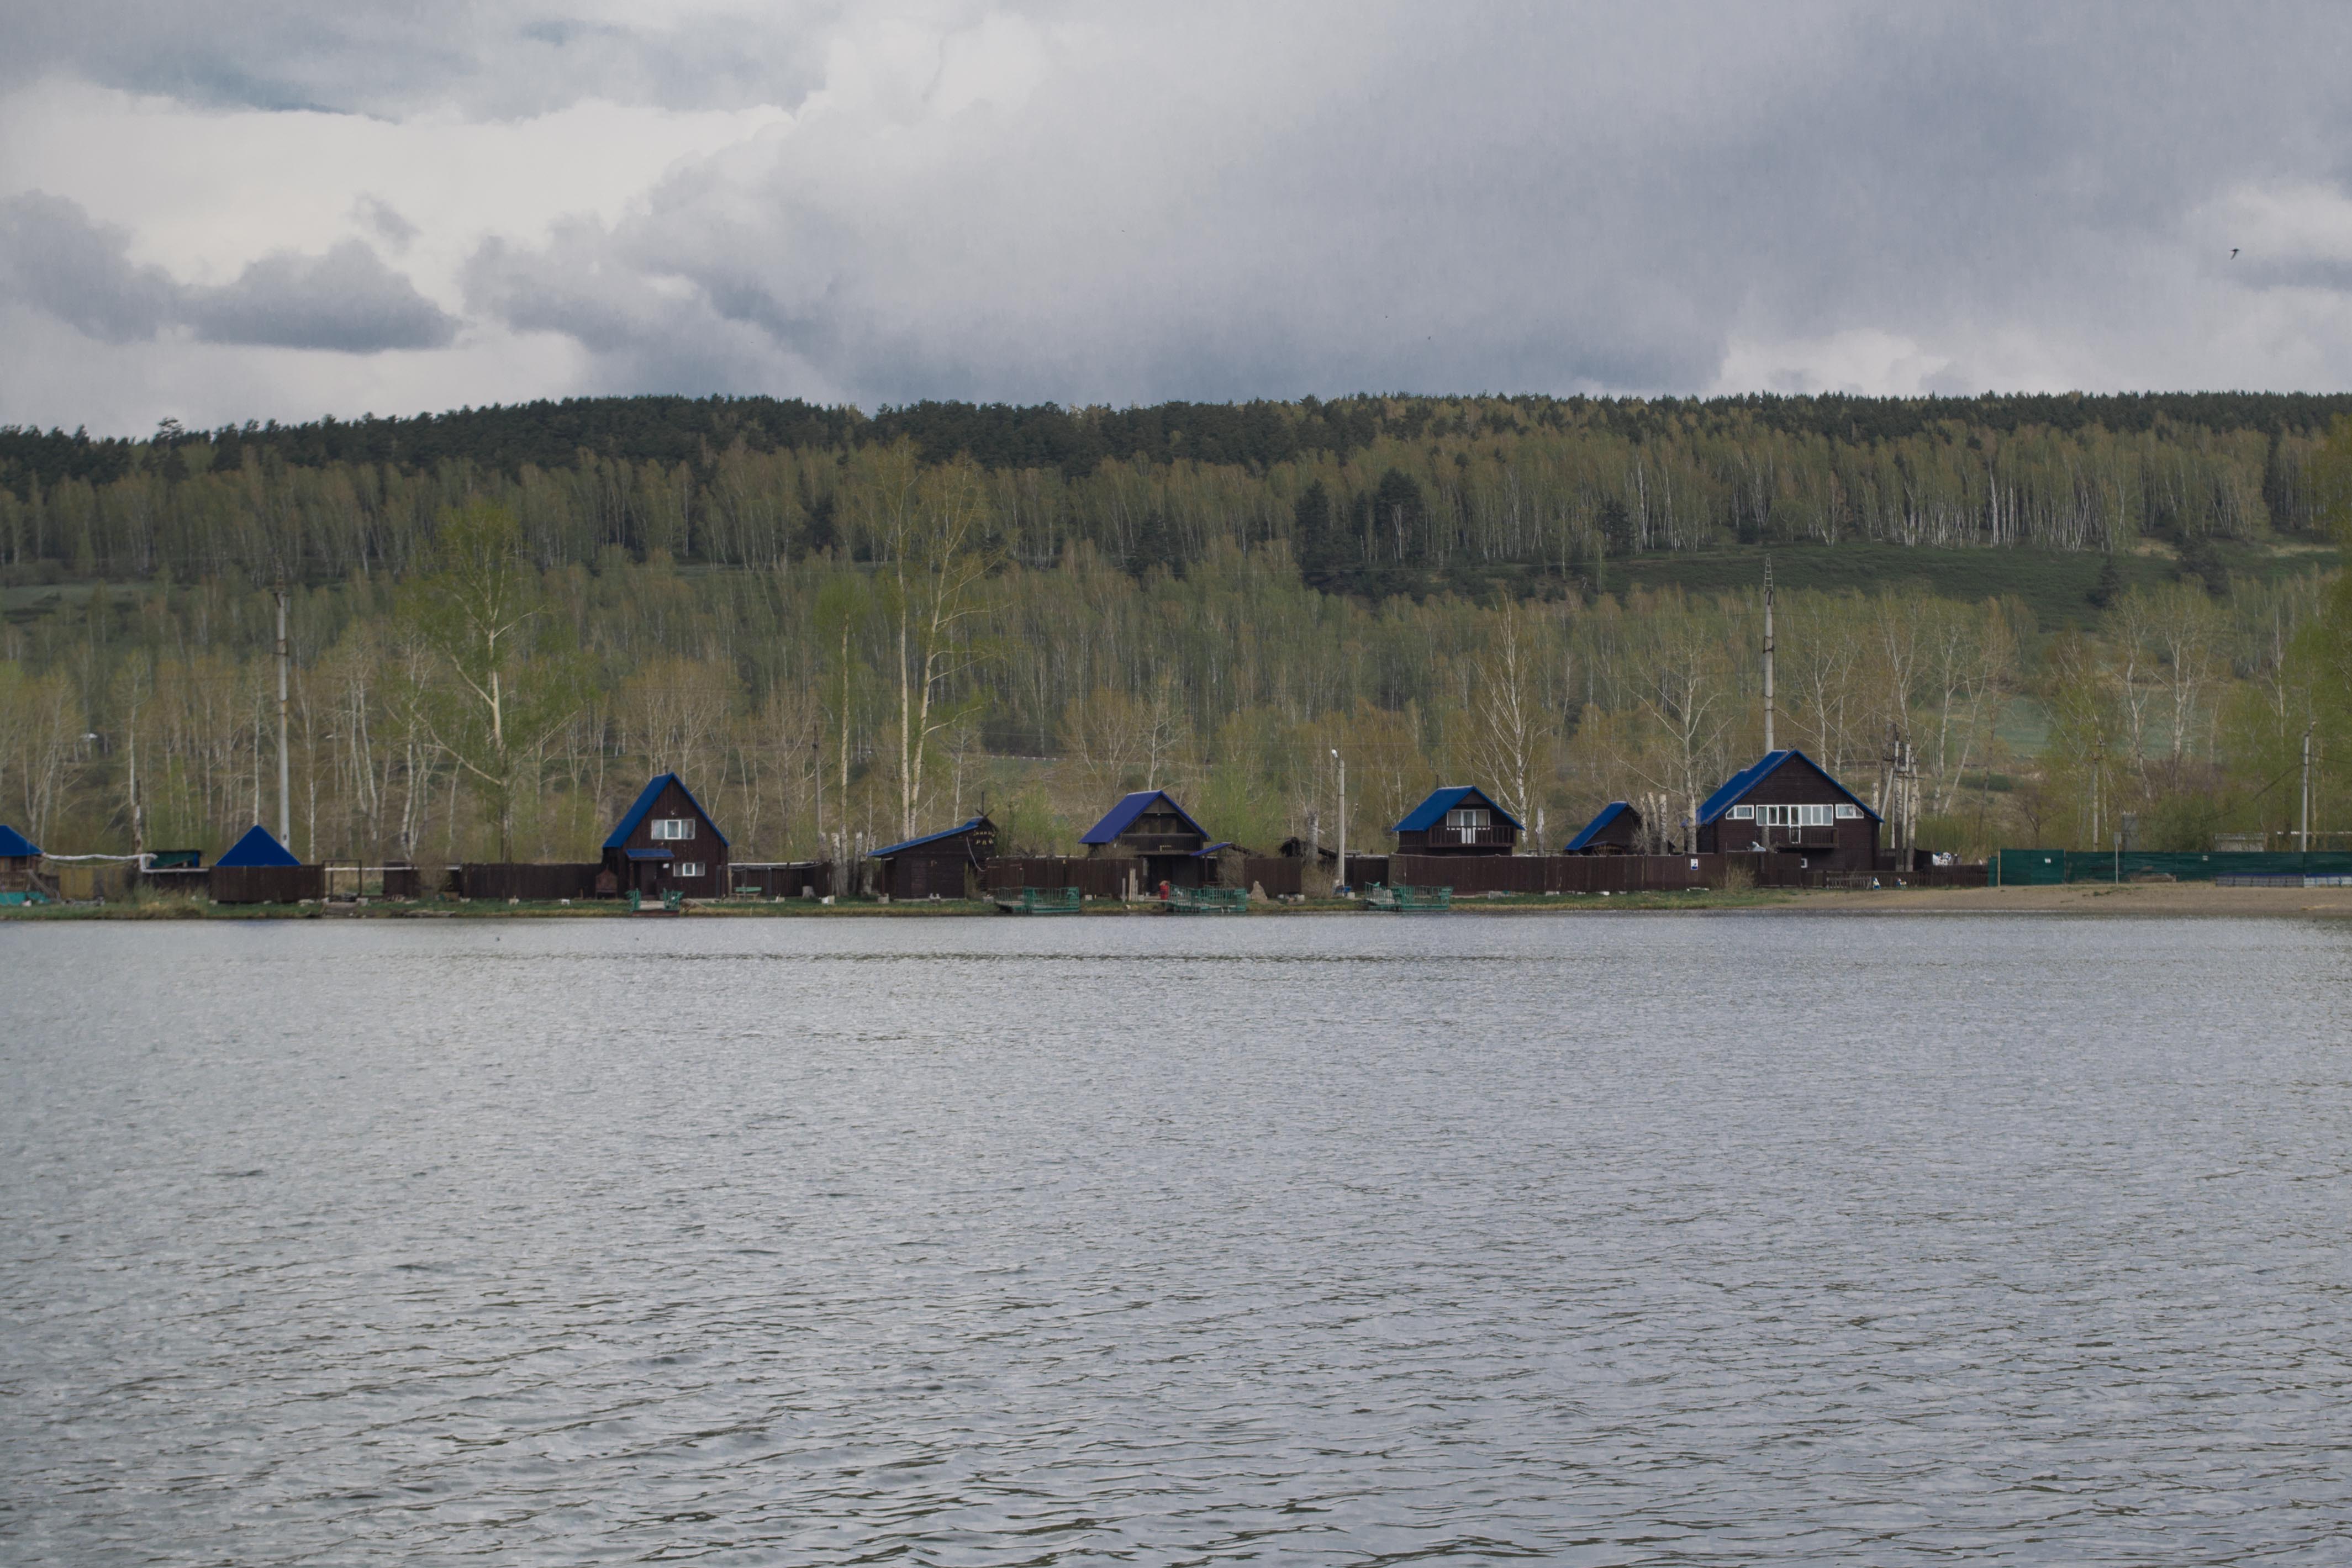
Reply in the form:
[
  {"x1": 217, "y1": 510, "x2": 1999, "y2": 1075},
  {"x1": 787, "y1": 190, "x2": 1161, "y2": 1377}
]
[{"x1": 1426, "y1": 825, "x2": 1515, "y2": 848}]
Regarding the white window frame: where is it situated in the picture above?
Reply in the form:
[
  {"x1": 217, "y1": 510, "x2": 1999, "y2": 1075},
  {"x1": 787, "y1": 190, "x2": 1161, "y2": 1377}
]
[
  {"x1": 651, "y1": 817, "x2": 696, "y2": 842},
  {"x1": 674, "y1": 860, "x2": 704, "y2": 879},
  {"x1": 1445, "y1": 807, "x2": 1491, "y2": 830},
  {"x1": 1730, "y1": 804, "x2": 1755, "y2": 821},
  {"x1": 1834, "y1": 803, "x2": 1861, "y2": 820}
]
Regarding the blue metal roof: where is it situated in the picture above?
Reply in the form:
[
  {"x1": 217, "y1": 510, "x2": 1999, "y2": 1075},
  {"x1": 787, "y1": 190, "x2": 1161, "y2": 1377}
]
[
  {"x1": 1695, "y1": 749, "x2": 1881, "y2": 826},
  {"x1": 1079, "y1": 790, "x2": 1206, "y2": 846},
  {"x1": 0, "y1": 824, "x2": 38, "y2": 858},
  {"x1": 870, "y1": 817, "x2": 990, "y2": 858},
  {"x1": 1391, "y1": 785, "x2": 1522, "y2": 834},
  {"x1": 215, "y1": 824, "x2": 299, "y2": 867},
  {"x1": 1190, "y1": 841, "x2": 1235, "y2": 858},
  {"x1": 1562, "y1": 801, "x2": 1633, "y2": 852},
  {"x1": 603, "y1": 773, "x2": 730, "y2": 849},
  {"x1": 624, "y1": 847, "x2": 672, "y2": 861}
]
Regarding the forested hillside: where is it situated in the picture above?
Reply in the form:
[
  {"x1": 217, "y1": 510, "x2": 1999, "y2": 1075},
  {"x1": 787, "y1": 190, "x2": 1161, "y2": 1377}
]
[{"x1": 0, "y1": 395, "x2": 2346, "y2": 874}]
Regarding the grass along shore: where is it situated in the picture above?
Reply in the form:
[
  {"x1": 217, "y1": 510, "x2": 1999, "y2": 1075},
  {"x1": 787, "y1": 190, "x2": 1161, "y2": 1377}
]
[{"x1": 7, "y1": 884, "x2": 2350, "y2": 918}]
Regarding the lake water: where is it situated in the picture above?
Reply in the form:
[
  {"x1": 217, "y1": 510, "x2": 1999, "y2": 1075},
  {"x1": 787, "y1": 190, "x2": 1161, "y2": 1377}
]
[{"x1": 2, "y1": 914, "x2": 2349, "y2": 1565}]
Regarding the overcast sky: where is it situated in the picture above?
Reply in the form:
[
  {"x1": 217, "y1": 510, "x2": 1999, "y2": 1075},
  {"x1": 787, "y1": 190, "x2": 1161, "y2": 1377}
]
[{"x1": 5, "y1": 1, "x2": 2352, "y2": 435}]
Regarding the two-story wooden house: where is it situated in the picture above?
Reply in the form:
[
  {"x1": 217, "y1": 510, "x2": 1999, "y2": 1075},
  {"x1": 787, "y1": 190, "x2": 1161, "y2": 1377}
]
[
  {"x1": 1693, "y1": 749, "x2": 1880, "y2": 872},
  {"x1": 1081, "y1": 790, "x2": 1212, "y2": 889},
  {"x1": 602, "y1": 774, "x2": 730, "y2": 899},
  {"x1": 1391, "y1": 786, "x2": 1521, "y2": 856}
]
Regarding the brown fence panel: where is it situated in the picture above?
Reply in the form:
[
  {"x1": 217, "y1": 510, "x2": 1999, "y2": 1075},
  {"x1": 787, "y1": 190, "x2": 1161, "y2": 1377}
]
[
  {"x1": 381, "y1": 865, "x2": 421, "y2": 899},
  {"x1": 1241, "y1": 858, "x2": 1302, "y2": 897},
  {"x1": 458, "y1": 863, "x2": 603, "y2": 901},
  {"x1": 210, "y1": 865, "x2": 325, "y2": 904},
  {"x1": 983, "y1": 857, "x2": 1136, "y2": 897},
  {"x1": 1343, "y1": 855, "x2": 1389, "y2": 889}
]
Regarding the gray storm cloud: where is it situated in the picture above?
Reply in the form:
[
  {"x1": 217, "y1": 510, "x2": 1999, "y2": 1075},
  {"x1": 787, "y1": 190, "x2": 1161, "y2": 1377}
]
[
  {"x1": 12, "y1": 1, "x2": 2352, "y2": 430},
  {"x1": 0, "y1": 193, "x2": 457, "y2": 354}
]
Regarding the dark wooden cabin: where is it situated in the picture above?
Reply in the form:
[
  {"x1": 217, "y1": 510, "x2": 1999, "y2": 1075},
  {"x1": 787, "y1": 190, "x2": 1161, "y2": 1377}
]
[
  {"x1": 869, "y1": 815, "x2": 996, "y2": 900},
  {"x1": 602, "y1": 774, "x2": 730, "y2": 899},
  {"x1": 1277, "y1": 836, "x2": 1338, "y2": 868},
  {"x1": 1563, "y1": 801, "x2": 1642, "y2": 855},
  {"x1": 1080, "y1": 790, "x2": 1211, "y2": 890},
  {"x1": 1694, "y1": 749, "x2": 1880, "y2": 872},
  {"x1": 1391, "y1": 786, "x2": 1521, "y2": 856}
]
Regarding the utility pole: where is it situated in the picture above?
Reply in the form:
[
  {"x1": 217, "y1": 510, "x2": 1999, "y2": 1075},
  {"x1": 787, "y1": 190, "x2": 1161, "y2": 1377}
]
[
  {"x1": 276, "y1": 580, "x2": 291, "y2": 846},
  {"x1": 2301, "y1": 722, "x2": 2313, "y2": 858},
  {"x1": 1335, "y1": 749, "x2": 1348, "y2": 891},
  {"x1": 1762, "y1": 556, "x2": 1775, "y2": 753}
]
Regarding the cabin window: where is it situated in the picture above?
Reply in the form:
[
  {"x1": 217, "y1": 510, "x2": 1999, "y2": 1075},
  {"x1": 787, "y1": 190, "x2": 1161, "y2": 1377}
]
[
  {"x1": 652, "y1": 817, "x2": 696, "y2": 841},
  {"x1": 1730, "y1": 805, "x2": 1755, "y2": 820},
  {"x1": 1835, "y1": 804, "x2": 1861, "y2": 820},
  {"x1": 675, "y1": 860, "x2": 704, "y2": 878},
  {"x1": 1446, "y1": 807, "x2": 1491, "y2": 829}
]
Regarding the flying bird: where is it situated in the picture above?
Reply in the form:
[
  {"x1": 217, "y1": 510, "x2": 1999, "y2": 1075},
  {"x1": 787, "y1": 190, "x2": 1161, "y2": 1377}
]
[{"x1": 2231, "y1": 247, "x2": 2240, "y2": 258}]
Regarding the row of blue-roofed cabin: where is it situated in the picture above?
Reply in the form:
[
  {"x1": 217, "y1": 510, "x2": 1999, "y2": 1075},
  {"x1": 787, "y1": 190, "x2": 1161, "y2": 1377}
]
[
  {"x1": 1081, "y1": 790, "x2": 1211, "y2": 889},
  {"x1": 601, "y1": 774, "x2": 731, "y2": 899},
  {"x1": 868, "y1": 815, "x2": 996, "y2": 900},
  {"x1": 1692, "y1": 749, "x2": 1881, "y2": 872},
  {"x1": 1390, "y1": 786, "x2": 1520, "y2": 856}
]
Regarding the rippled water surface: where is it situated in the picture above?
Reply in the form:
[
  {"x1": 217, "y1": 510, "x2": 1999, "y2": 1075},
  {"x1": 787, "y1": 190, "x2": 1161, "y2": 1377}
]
[{"x1": 3, "y1": 914, "x2": 2350, "y2": 1565}]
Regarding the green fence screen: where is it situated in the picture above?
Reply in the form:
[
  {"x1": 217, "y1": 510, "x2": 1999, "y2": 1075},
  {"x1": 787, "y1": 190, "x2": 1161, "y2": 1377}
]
[{"x1": 1995, "y1": 848, "x2": 2352, "y2": 885}]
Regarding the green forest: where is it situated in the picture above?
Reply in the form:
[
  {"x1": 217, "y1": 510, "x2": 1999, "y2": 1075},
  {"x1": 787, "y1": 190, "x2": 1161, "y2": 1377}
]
[{"x1": 2, "y1": 392, "x2": 2347, "y2": 871}]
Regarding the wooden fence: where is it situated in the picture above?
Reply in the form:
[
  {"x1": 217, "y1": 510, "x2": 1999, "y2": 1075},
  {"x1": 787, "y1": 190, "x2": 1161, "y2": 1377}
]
[
  {"x1": 459, "y1": 863, "x2": 604, "y2": 901},
  {"x1": 209, "y1": 865, "x2": 326, "y2": 904},
  {"x1": 984, "y1": 856, "x2": 1138, "y2": 898},
  {"x1": 1241, "y1": 858, "x2": 1302, "y2": 897}
]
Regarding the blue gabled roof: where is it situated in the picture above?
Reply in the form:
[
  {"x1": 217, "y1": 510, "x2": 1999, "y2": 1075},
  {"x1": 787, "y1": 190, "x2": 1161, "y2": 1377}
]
[
  {"x1": 604, "y1": 773, "x2": 730, "y2": 849},
  {"x1": 0, "y1": 824, "x2": 38, "y2": 858},
  {"x1": 870, "y1": 817, "x2": 991, "y2": 858},
  {"x1": 1392, "y1": 785, "x2": 1522, "y2": 834},
  {"x1": 1563, "y1": 801, "x2": 1634, "y2": 852},
  {"x1": 1695, "y1": 749, "x2": 1881, "y2": 826},
  {"x1": 1080, "y1": 790, "x2": 1207, "y2": 846},
  {"x1": 216, "y1": 825, "x2": 299, "y2": 867}
]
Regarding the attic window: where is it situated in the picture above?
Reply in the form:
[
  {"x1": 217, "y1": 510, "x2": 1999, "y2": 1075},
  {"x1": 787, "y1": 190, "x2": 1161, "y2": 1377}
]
[
  {"x1": 651, "y1": 817, "x2": 696, "y2": 842},
  {"x1": 1729, "y1": 805, "x2": 1755, "y2": 820},
  {"x1": 1446, "y1": 807, "x2": 1491, "y2": 829},
  {"x1": 1835, "y1": 804, "x2": 1861, "y2": 820}
]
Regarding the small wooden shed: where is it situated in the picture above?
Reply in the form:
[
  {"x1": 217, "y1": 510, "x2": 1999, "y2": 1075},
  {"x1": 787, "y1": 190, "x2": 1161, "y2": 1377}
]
[
  {"x1": 1563, "y1": 801, "x2": 1643, "y2": 855},
  {"x1": 602, "y1": 774, "x2": 731, "y2": 899},
  {"x1": 869, "y1": 816, "x2": 996, "y2": 900},
  {"x1": 1, "y1": 824, "x2": 43, "y2": 896},
  {"x1": 1081, "y1": 790, "x2": 1211, "y2": 890},
  {"x1": 1391, "y1": 785, "x2": 1521, "y2": 856},
  {"x1": 1694, "y1": 749, "x2": 1881, "y2": 872}
]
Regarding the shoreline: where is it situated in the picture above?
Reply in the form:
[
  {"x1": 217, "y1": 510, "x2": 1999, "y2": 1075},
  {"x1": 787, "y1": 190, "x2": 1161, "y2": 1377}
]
[{"x1": 7, "y1": 884, "x2": 2352, "y2": 920}]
